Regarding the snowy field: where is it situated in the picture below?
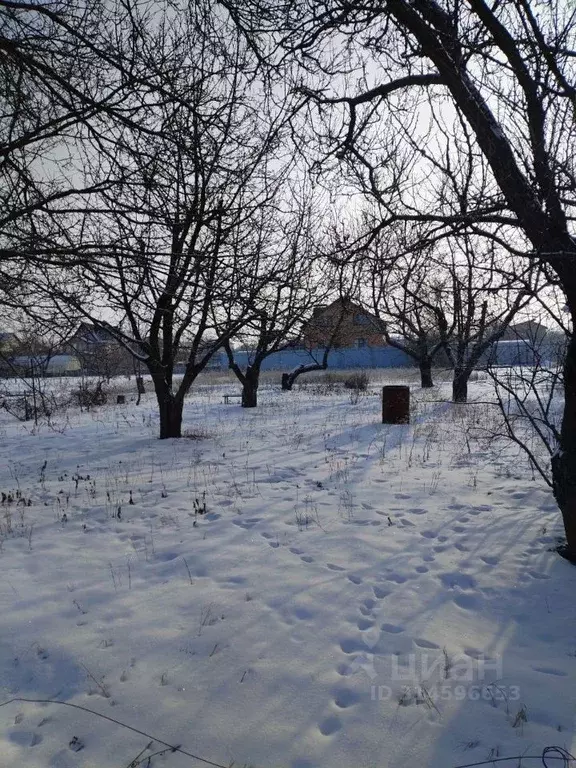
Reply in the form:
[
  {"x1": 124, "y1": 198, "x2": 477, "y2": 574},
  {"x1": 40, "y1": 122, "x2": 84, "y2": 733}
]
[{"x1": 0, "y1": 370, "x2": 574, "y2": 768}]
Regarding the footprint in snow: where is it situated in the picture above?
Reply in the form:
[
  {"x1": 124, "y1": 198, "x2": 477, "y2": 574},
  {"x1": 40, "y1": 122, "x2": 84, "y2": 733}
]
[
  {"x1": 357, "y1": 617, "x2": 375, "y2": 631},
  {"x1": 453, "y1": 594, "x2": 479, "y2": 610},
  {"x1": 300, "y1": 555, "x2": 314, "y2": 563},
  {"x1": 333, "y1": 688, "x2": 360, "y2": 708},
  {"x1": 318, "y1": 716, "x2": 342, "y2": 736},
  {"x1": 373, "y1": 586, "x2": 391, "y2": 600},
  {"x1": 8, "y1": 731, "x2": 42, "y2": 747},
  {"x1": 439, "y1": 572, "x2": 476, "y2": 589},
  {"x1": 480, "y1": 555, "x2": 499, "y2": 565},
  {"x1": 413, "y1": 638, "x2": 440, "y2": 649},
  {"x1": 381, "y1": 623, "x2": 404, "y2": 634},
  {"x1": 347, "y1": 574, "x2": 363, "y2": 585},
  {"x1": 340, "y1": 637, "x2": 366, "y2": 653},
  {"x1": 326, "y1": 563, "x2": 346, "y2": 572}
]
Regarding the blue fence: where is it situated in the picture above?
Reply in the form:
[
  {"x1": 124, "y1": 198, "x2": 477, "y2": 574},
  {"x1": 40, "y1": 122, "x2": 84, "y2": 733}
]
[
  {"x1": 485, "y1": 339, "x2": 565, "y2": 367},
  {"x1": 219, "y1": 339, "x2": 566, "y2": 373},
  {"x1": 225, "y1": 346, "x2": 415, "y2": 371}
]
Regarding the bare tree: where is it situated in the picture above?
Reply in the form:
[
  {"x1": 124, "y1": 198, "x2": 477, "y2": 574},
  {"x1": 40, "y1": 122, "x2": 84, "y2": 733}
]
[
  {"x1": 0, "y1": 0, "x2": 150, "y2": 266},
  {"x1": 435, "y1": 237, "x2": 536, "y2": 403},
  {"x1": 353, "y1": 224, "x2": 451, "y2": 388},
  {"x1": 14, "y1": 1, "x2": 301, "y2": 438},
  {"x1": 224, "y1": 0, "x2": 576, "y2": 557},
  {"x1": 481, "y1": 323, "x2": 565, "y2": 484},
  {"x1": 224, "y1": 196, "x2": 328, "y2": 407}
]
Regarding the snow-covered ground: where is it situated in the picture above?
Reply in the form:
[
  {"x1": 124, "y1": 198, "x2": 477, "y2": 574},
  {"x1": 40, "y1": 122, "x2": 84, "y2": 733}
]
[{"x1": 0, "y1": 371, "x2": 574, "y2": 768}]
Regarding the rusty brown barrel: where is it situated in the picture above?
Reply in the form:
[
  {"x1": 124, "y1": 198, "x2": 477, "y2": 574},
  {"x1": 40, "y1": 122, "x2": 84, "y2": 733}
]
[{"x1": 382, "y1": 385, "x2": 410, "y2": 424}]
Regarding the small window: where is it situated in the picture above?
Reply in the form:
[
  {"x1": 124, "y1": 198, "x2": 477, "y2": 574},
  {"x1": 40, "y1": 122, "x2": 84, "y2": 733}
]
[{"x1": 356, "y1": 338, "x2": 367, "y2": 348}]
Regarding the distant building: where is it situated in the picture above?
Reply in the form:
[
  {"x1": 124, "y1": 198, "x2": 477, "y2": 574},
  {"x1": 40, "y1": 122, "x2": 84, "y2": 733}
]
[
  {"x1": 10, "y1": 354, "x2": 81, "y2": 377},
  {"x1": 300, "y1": 299, "x2": 386, "y2": 349},
  {"x1": 66, "y1": 323, "x2": 132, "y2": 377},
  {"x1": 499, "y1": 320, "x2": 550, "y2": 342}
]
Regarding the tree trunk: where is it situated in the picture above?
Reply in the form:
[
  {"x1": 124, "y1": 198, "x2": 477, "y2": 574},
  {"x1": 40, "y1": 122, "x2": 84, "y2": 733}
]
[
  {"x1": 242, "y1": 381, "x2": 258, "y2": 407},
  {"x1": 152, "y1": 376, "x2": 184, "y2": 438},
  {"x1": 552, "y1": 330, "x2": 576, "y2": 560},
  {"x1": 158, "y1": 396, "x2": 184, "y2": 438},
  {"x1": 241, "y1": 366, "x2": 260, "y2": 408},
  {"x1": 419, "y1": 359, "x2": 434, "y2": 389},
  {"x1": 452, "y1": 367, "x2": 469, "y2": 403},
  {"x1": 283, "y1": 361, "x2": 328, "y2": 390}
]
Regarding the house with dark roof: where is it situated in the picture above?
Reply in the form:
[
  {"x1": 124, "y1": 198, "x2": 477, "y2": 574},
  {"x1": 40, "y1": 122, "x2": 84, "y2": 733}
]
[
  {"x1": 300, "y1": 298, "x2": 387, "y2": 349},
  {"x1": 66, "y1": 323, "x2": 132, "y2": 377},
  {"x1": 499, "y1": 320, "x2": 550, "y2": 342}
]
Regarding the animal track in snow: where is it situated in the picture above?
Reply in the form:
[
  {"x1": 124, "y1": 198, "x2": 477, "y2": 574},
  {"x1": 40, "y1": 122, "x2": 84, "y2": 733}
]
[
  {"x1": 380, "y1": 623, "x2": 404, "y2": 634},
  {"x1": 232, "y1": 517, "x2": 261, "y2": 529},
  {"x1": 339, "y1": 637, "x2": 366, "y2": 654},
  {"x1": 373, "y1": 586, "x2": 391, "y2": 600},
  {"x1": 439, "y1": 572, "x2": 476, "y2": 589},
  {"x1": 318, "y1": 715, "x2": 342, "y2": 736},
  {"x1": 357, "y1": 618, "x2": 375, "y2": 631},
  {"x1": 413, "y1": 638, "x2": 440, "y2": 649},
  {"x1": 384, "y1": 572, "x2": 408, "y2": 584},
  {"x1": 293, "y1": 606, "x2": 313, "y2": 621},
  {"x1": 333, "y1": 688, "x2": 360, "y2": 708},
  {"x1": 453, "y1": 594, "x2": 479, "y2": 610}
]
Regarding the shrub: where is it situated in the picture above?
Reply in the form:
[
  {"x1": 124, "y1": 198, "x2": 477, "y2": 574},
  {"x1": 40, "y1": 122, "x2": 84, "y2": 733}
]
[
  {"x1": 344, "y1": 371, "x2": 369, "y2": 391},
  {"x1": 75, "y1": 380, "x2": 107, "y2": 408}
]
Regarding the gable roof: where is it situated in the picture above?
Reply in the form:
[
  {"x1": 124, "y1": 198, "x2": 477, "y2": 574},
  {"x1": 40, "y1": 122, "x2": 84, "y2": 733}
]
[
  {"x1": 500, "y1": 320, "x2": 549, "y2": 341},
  {"x1": 71, "y1": 322, "x2": 117, "y2": 344},
  {"x1": 307, "y1": 298, "x2": 386, "y2": 331}
]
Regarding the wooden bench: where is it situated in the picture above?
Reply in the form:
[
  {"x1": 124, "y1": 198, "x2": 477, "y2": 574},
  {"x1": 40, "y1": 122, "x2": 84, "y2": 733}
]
[{"x1": 223, "y1": 392, "x2": 242, "y2": 404}]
